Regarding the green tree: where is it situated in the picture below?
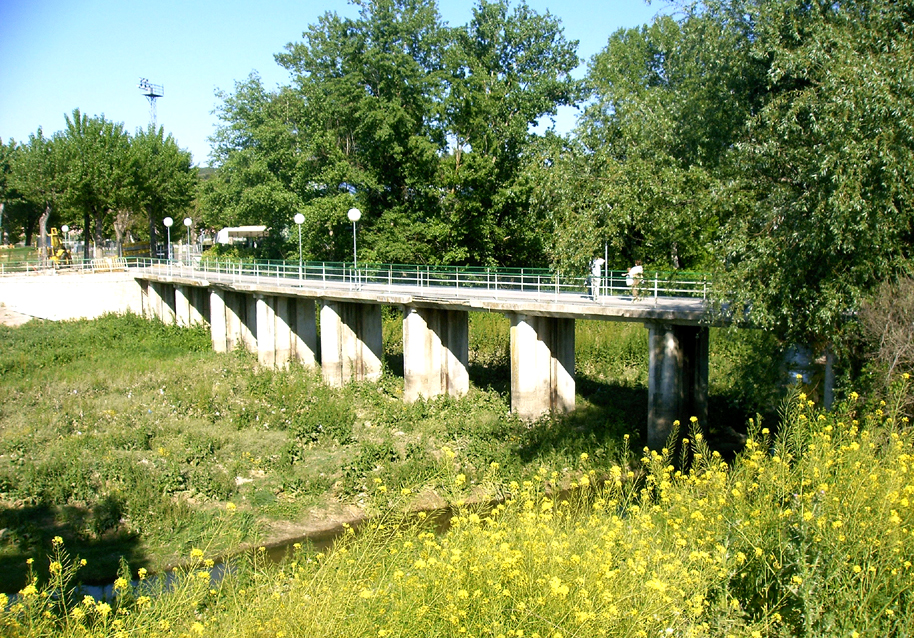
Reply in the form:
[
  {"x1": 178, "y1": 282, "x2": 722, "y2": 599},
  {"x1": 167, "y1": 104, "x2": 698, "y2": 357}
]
[
  {"x1": 58, "y1": 109, "x2": 132, "y2": 259},
  {"x1": 441, "y1": 0, "x2": 583, "y2": 265},
  {"x1": 130, "y1": 126, "x2": 197, "y2": 257},
  {"x1": 546, "y1": 4, "x2": 766, "y2": 274},
  {"x1": 7, "y1": 129, "x2": 65, "y2": 248},
  {"x1": 716, "y1": 0, "x2": 914, "y2": 345},
  {"x1": 274, "y1": 0, "x2": 450, "y2": 263}
]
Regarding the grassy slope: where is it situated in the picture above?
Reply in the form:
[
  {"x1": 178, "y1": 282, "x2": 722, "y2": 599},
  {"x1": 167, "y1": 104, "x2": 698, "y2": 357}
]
[
  {"x1": 4, "y1": 388, "x2": 913, "y2": 637},
  {"x1": 0, "y1": 312, "x2": 780, "y2": 593}
]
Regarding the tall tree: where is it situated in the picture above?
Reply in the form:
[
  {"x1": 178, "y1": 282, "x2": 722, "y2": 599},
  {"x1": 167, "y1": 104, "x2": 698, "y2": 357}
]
[
  {"x1": 441, "y1": 0, "x2": 583, "y2": 265},
  {"x1": 58, "y1": 109, "x2": 132, "y2": 259},
  {"x1": 7, "y1": 130, "x2": 65, "y2": 248},
  {"x1": 274, "y1": 0, "x2": 450, "y2": 263},
  {"x1": 130, "y1": 126, "x2": 197, "y2": 257},
  {"x1": 546, "y1": 3, "x2": 767, "y2": 275},
  {"x1": 716, "y1": 0, "x2": 914, "y2": 344}
]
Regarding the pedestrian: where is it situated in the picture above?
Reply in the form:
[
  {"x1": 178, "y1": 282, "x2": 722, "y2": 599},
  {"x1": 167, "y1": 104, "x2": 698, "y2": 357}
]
[
  {"x1": 590, "y1": 257, "x2": 605, "y2": 300},
  {"x1": 626, "y1": 260, "x2": 643, "y2": 299}
]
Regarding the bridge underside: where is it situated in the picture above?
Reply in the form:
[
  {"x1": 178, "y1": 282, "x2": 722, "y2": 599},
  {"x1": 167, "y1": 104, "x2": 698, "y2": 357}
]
[{"x1": 137, "y1": 277, "x2": 709, "y2": 449}]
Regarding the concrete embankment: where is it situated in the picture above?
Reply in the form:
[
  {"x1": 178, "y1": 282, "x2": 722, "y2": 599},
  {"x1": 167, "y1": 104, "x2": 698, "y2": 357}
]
[{"x1": 0, "y1": 270, "x2": 139, "y2": 322}]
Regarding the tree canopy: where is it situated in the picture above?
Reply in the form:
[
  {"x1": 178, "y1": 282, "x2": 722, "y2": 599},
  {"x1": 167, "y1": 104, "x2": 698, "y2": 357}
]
[
  {"x1": 4, "y1": 0, "x2": 912, "y2": 347},
  {"x1": 1, "y1": 110, "x2": 196, "y2": 257},
  {"x1": 203, "y1": 0, "x2": 582, "y2": 266}
]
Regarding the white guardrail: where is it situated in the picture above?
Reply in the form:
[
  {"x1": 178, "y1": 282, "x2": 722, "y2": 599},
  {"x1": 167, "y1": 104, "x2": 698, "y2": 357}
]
[{"x1": 0, "y1": 257, "x2": 711, "y2": 302}]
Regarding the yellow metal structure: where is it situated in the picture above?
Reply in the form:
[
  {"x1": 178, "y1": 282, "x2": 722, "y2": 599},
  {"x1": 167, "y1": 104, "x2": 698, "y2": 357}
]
[{"x1": 47, "y1": 228, "x2": 72, "y2": 265}]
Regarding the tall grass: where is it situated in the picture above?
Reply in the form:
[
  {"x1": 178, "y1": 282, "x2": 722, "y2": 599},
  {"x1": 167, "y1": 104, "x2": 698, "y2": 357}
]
[
  {"x1": 3, "y1": 383, "x2": 912, "y2": 636},
  {"x1": 0, "y1": 311, "x2": 782, "y2": 595}
]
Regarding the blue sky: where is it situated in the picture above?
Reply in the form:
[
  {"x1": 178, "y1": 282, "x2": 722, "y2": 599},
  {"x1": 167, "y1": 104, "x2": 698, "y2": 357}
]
[{"x1": 0, "y1": 0, "x2": 665, "y2": 167}]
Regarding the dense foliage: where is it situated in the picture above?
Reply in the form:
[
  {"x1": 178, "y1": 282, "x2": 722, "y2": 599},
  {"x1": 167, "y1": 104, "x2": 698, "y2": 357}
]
[
  {"x1": 201, "y1": 0, "x2": 582, "y2": 266},
  {"x1": 0, "y1": 112, "x2": 195, "y2": 258},
  {"x1": 195, "y1": 0, "x2": 914, "y2": 346}
]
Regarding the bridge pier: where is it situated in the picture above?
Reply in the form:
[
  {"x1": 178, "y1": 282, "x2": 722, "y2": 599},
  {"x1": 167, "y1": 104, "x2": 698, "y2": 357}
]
[
  {"x1": 320, "y1": 301, "x2": 383, "y2": 386},
  {"x1": 291, "y1": 298, "x2": 318, "y2": 368},
  {"x1": 241, "y1": 293, "x2": 258, "y2": 353},
  {"x1": 210, "y1": 288, "x2": 228, "y2": 352},
  {"x1": 222, "y1": 290, "x2": 244, "y2": 352},
  {"x1": 403, "y1": 307, "x2": 469, "y2": 401},
  {"x1": 175, "y1": 285, "x2": 206, "y2": 327},
  {"x1": 146, "y1": 281, "x2": 175, "y2": 324},
  {"x1": 509, "y1": 313, "x2": 575, "y2": 419},
  {"x1": 646, "y1": 323, "x2": 709, "y2": 450}
]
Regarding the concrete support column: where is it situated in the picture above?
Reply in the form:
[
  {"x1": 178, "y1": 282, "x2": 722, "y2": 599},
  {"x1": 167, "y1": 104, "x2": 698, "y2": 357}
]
[
  {"x1": 146, "y1": 281, "x2": 163, "y2": 322},
  {"x1": 646, "y1": 323, "x2": 709, "y2": 450},
  {"x1": 256, "y1": 295, "x2": 276, "y2": 368},
  {"x1": 210, "y1": 288, "x2": 228, "y2": 353},
  {"x1": 137, "y1": 280, "x2": 149, "y2": 319},
  {"x1": 151, "y1": 282, "x2": 175, "y2": 324},
  {"x1": 291, "y1": 298, "x2": 318, "y2": 368},
  {"x1": 320, "y1": 301, "x2": 383, "y2": 386},
  {"x1": 509, "y1": 314, "x2": 575, "y2": 419},
  {"x1": 403, "y1": 307, "x2": 469, "y2": 401},
  {"x1": 175, "y1": 285, "x2": 191, "y2": 327},
  {"x1": 188, "y1": 287, "x2": 207, "y2": 326},
  {"x1": 241, "y1": 293, "x2": 257, "y2": 353},
  {"x1": 224, "y1": 291, "x2": 243, "y2": 352},
  {"x1": 274, "y1": 296, "x2": 292, "y2": 370}
]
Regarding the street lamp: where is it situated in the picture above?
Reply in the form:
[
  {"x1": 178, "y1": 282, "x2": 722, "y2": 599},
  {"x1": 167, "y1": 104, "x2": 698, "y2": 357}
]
[
  {"x1": 347, "y1": 207, "x2": 361, "y2": 289},
  {"x1": 61, "y1": 225, "x2": 69, "y2": 260},
  {"x1": 294, "y1": 213, "x2": 305, "y2": 280},
  {"x1": 183, "y1": 217, "x2": 192, "y2": 265},
  {"x1": 163, "y1": 217, "x2": 173, "y2": 260}
]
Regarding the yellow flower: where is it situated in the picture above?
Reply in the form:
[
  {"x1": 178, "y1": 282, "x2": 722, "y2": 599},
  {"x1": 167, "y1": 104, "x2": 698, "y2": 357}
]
[{"x1": 52, "y1": 536, "x2": 64, "y2": 546}]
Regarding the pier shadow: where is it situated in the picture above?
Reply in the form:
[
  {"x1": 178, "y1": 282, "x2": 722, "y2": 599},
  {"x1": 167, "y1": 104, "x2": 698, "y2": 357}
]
[{"x1": 0, "y1": 502, "x2": 148, "y2": 595}]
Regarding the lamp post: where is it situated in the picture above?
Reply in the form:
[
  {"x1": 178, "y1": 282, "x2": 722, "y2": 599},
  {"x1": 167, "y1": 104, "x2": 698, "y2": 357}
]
[
  {"x1": 61, "y1": 225, "x2": 69, "y2": 262},
  {"x1": 163, "y1": 217, "x2": 173, "y2": 261},
  {"x1": 183, "y1": 217, "x2": 192, "y2": 265},
  {"x1": 347, "y1": 207, "x2": 361, "y2": 289},
  {"x1": 294, "y1": 213, "x2": 305, "y2": 280}
]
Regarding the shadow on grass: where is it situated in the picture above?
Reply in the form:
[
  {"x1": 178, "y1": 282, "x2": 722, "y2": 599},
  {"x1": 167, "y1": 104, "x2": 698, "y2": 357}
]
[
  {"x1": 0, "y1": 502, "x2": 148, "y2": 595},
  {"x1": 514, "y1": 378, "x2": 648, "y2": 464}
]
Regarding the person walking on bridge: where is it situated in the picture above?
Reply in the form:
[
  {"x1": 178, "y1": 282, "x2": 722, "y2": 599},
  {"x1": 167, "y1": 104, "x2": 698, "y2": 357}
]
[
  {"x1": 626, "y1": 260, "x2": 643, "y2": 300},
  {"x1": 590, "y1": 257, "x2": 605, "y2": 300}
]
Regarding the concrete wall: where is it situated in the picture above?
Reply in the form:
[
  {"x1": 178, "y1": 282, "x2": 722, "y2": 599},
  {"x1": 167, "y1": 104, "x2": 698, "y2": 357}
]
[{"x1": 0, "y1": 271, "x2": 141, "y2": 321}]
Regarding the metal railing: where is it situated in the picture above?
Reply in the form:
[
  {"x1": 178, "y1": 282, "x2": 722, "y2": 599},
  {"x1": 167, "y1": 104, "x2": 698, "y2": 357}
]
[{"x1": 1, "y1": 257, "x2": 712, "y2": 302}]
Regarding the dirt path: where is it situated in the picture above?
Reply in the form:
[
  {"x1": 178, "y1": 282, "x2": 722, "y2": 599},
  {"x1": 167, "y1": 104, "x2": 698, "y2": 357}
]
[{"x1": 0, "y1": 303, "x2": 33, "y2": 327}]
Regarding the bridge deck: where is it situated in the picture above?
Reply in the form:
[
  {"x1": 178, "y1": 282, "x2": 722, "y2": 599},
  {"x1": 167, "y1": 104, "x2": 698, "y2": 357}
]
[{"x1": 135, "y1": 264, "x2": 711, "y2": 325}]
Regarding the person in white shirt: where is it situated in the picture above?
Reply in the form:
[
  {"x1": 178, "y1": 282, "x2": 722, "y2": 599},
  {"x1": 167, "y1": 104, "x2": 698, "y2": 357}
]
[
  {"x1": 590, "y1": 257, "x2": 606, "y2": 300},
  {"x1": 626, "y1": 260, "x2": 644, "y2": 299}
]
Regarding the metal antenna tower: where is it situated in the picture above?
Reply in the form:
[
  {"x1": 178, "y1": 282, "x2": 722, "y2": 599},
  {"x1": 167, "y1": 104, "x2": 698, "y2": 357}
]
[{"x1": 138, "y1": 78, "x2": 164, "y2": 128}]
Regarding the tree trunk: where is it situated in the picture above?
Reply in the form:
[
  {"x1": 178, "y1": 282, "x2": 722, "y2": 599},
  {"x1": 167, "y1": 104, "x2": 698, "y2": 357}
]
[
  {"x1": 148, "y1": 208, "x2": 157, "y2": 258},
  {"x1": 94, "y1": 209, "x2": 104, "y2": 258},
  {"x1": 38, "y1": 204, "x2": 50, "y2": 263},
  {"x1": 83, "y1": 210, "x2": 91, "y2": 260}
]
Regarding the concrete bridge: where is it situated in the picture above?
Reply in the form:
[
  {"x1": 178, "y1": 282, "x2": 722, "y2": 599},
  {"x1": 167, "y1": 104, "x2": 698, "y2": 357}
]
[{"x1": 129, "y1": 259, "x2": 716, "y2": 449}]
